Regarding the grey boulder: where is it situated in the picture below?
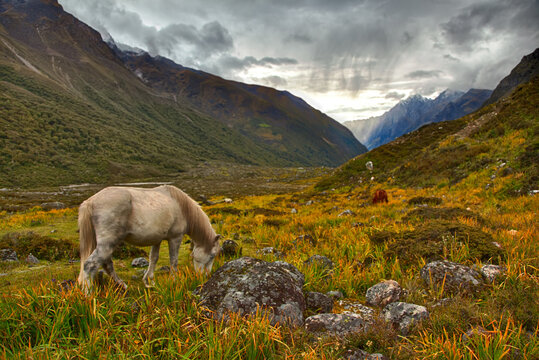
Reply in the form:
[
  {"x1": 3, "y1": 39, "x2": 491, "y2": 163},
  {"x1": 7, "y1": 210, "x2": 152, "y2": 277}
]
[{"x1": 198, "y1": 257, "x2": 305, "y2": 327}]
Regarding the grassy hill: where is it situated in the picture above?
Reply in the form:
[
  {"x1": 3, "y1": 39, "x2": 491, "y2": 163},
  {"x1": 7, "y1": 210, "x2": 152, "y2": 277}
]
[{"x1": 316, "y1": 75, "x2": 539, "y2": 199}]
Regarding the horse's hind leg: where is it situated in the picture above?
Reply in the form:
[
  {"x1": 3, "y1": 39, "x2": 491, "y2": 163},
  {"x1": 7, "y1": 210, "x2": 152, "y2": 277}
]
[
  {"x1": 103, "y1": 260, "x2": 127, "y2": 291},
  {"x1": 143, "y1": 243, "x2": 160, "y2": 287}
]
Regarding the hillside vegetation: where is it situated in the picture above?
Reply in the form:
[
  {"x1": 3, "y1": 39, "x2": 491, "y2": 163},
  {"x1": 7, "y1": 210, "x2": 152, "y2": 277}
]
[
  {"x1": 317, "y1": 76, "x2": 539, "y2": 198},
  {"x1": 0, "y1": 0, "x2": 364, "y2": 188},
  {"x1": 0, "y1": 75, "x2": 537, "y2": 358}
]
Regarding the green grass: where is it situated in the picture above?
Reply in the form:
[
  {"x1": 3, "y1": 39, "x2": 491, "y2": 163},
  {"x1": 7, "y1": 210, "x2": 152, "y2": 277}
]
[{"x1": 1, "y1": 179, "x2": 537, "y2": 358}]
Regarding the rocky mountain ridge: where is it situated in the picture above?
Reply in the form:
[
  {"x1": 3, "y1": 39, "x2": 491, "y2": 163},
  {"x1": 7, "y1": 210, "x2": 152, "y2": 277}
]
[{"x1": 344, "y1": 88, "x2": 492, "y2": 149}]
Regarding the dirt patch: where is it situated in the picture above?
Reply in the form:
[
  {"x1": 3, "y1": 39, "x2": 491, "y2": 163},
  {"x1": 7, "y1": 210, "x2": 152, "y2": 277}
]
[
  {"x1": 379, "y1": 220, "x2": 504, "y2": 268},
  {"x1": 403, "y1": 207, "x2": 484, "y2": 224}
]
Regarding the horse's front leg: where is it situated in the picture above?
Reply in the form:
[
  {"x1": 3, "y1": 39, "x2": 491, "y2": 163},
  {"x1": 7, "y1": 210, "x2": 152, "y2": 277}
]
[
  {"x1": 143, "y1": 243, "x2": 160, "y2": 288},
  {"x1": 168, "y1": 235, "x2": 182, "y2": 276}
]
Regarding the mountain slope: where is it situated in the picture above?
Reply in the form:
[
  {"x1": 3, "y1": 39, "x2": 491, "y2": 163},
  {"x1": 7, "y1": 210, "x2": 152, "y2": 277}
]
[
  {"x1": 344, "y1": 89, "x2": 492, "y2": 150},
  {"x1": 317, "y1": 72, "x2": 538, "y2": 196},
  {"x1": 484, "y1": 47, "x2": 539, "y2": 106},
  {"x1": 110, "y1": 44, "x2": 366, "y2": 164},
  {"x1": 0, "y1": 0, "x2": 365, "y2": 187}
]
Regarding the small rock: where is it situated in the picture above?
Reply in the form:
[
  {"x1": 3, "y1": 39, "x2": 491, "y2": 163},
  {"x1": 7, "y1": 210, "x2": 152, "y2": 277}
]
[
  {"x1": 221, "y1": 239, "x2": 242, "y2": 257},
  {"x1": 305, "y1": 292, "x2": 333, "y2": 314},
  {"x1": 338, "y1": 300, "x2": 375, "y2": 320},
  {"x1": 343, "y1": 349, "x2": 389, "y2": 360},
  {"x1": 420, "y1": 260, "x2": 483, "y2": 293},
  {"x1": 480, "y1": 264, "x2": 506, "y2": 283},
  {"x1": 365, "y1": 280, "x2": 402, "y2": 307},
  {"x1": 224, "y1": 198, "x2": 233, "y2": 204},
  {"x1": 256, "y1": 247, "x2": 283, "y2": 258},
  {"x1": 382, "y1": 302, "x2": 429, "y2": 335},
  {"x1": 508, "y1": 229, "x2": 518, "y2": 236},
  {"x1": 0, "y1": 249, "x2": 17, "y2": 262},
  {"x1": 198, "y1": 195, "x2": 214, "y2": 205},
  {"x1": 365, "y1": 161, "x2": 374, "y2": 171},
  {"x1": 305, "y1": 200, "x2": 314, "y2": 206},
  {"x1": 326, "y1": 290, "x2": 344, "y2": 299},
  {"x1": 291, "y1": 208, "x2": 298, "y2": 214},
  {"x1": 431, "y1": 298, "x2": 454, "y2": 308},
  {"x1": 50, "y1": 229, "x2": 57, "y2": 233},
  {"x1": 338, "y1": 210, "x2": 356, "y2": 217},
  {"x1": 158, "y1": 265, "x2": 170, "y2": 272},
  {"x1": 131, "y1": 257, "x2": 149, "y2": 268},
  {"x1": 58, "y1": 279, "x2": 76, "y2": 292},
  {"x1": 26, "y1": 253, "x2": 39, "y2": 265},
  {"x1": 352, "y1": 222, "x2": 365, "y2": 228},
  {"x1": 304, "y1": 255, "x2": 334, "y2": 270},
  {"x1": 305, "y1": 313, "x2": 370, "y2": 337},
  {"x1": 40, "y1": 202, "x2": 66, "y2": 210},
  {"x1": 462, "y1": 326, "x2": 488, "y2": 342}
]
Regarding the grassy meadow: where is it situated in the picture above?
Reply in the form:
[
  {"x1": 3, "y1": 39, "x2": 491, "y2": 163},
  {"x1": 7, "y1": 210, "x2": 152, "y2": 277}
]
[{"x1": 0, "y1": 170, "x2": 537, "y2": 359}]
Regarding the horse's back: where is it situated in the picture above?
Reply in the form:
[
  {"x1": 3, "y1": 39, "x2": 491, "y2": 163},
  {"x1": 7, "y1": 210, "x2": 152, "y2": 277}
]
[{"x1": 87, "y1": 186, "x2": 183, "y2": 245}]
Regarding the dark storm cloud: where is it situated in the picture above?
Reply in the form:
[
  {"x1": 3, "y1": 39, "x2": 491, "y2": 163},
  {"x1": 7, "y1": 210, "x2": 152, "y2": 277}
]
[
  {"x1": 444, "y1": 54, "x2": 460, "y2": 62},
  {"x1": 385, "y1": 91, "x2": 405, "y2": 100},
  {"x1": 440, "y1": 0, "x2": 539, "y2": 51},
  {"x1": 284, "y1": 33, "x2": 313, "y2": 44},
  {"x1": 406, "y1": 70, "x2": 444, "y2": 79},
  {"x1": 146, "y1": 21, "x2": 233, "y2": 58}
]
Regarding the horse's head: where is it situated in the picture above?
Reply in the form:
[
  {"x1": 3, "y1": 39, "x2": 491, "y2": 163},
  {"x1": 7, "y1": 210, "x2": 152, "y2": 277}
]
[{"x1": 192, "y1": 234, "x2": 221, "y2": 274}]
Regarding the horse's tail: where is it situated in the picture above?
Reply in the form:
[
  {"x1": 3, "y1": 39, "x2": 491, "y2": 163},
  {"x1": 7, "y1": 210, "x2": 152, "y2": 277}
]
[{"x1": 78, "y1": 200, "x2": 96, "y2": 284}]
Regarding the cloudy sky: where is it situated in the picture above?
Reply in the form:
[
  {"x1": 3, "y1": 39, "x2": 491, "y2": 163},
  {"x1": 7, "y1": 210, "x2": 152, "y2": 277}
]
[{"x1": 59, "y1": 0, "x2": 538, "y2": 122}]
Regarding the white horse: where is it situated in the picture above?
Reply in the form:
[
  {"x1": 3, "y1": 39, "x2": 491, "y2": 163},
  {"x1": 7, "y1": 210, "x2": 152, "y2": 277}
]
[{"x1": 77, "y1": 185, "x2": 221, "y2": 292}]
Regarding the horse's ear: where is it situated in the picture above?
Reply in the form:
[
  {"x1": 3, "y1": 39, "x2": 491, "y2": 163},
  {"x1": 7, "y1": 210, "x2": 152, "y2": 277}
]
[{"x1": 214, "y1": 234, "x2": 221, "y2": 243}]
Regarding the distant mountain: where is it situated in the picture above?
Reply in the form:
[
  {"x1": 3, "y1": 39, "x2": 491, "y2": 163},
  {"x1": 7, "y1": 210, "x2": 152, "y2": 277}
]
[
  {"x1": 0, "y1": 0, "x2": 365, "y2": 187},
  {"x1": 484, "y1": 48, "x2": 539, "y2": 106},
  {"x1": 344, "y1": 88, "x2": 492, "y2": 149}
]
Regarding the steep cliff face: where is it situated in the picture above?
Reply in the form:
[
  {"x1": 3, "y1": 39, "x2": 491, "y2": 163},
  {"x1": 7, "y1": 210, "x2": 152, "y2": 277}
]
[{"x1": 484, "y1": 48, "x2": 539, "y2": 106}]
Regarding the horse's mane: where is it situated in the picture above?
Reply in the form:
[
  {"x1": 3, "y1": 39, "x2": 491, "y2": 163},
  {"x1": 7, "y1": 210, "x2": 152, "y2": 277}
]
[{"x1": 165, "y1": 185, "x2": 215, "y2": 249}]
